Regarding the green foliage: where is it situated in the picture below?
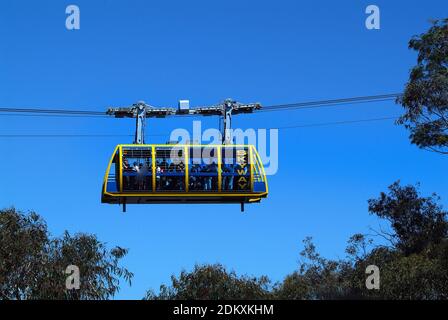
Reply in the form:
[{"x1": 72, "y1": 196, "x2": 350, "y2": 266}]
[
  {"x1": 274, "y1": 237, "x2": 356, "y2": 300},
  {"x1": 367, "y1": 181, "x2": 448, "y2": 255},
  {"x1": 3, "y1": 179, "x2": 448, "y2": 300},
  {"x1": 143, "y1": 181, "x2": 447, "y2": 300},
  {"x1": 0, "y1": 208, "x2": 132, "y2": 300},
  {"x1": 145, "y1": 263, "x2": 272, "y2": 300},
  {"x1": 377, "y1": 249, "x2": 448, "y2": 299},
  {"x1": 397, "y1": 18, "x2": 448, "y2": 154},
  {"x1": 274, "y1": 181, "x2": 448, "y2": 300},
  {"x1": 0, "y1": 209, "x2": 48, "y2": 299}
]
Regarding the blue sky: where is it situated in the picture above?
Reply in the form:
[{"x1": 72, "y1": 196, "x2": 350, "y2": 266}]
[{"x1": 0, "y1": 0, "x2": 447, "y2": 299}]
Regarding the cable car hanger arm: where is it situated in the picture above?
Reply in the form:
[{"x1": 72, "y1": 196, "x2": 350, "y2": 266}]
[{"x1": 105, "y1": 99, "x2": 262, "y2": 145}]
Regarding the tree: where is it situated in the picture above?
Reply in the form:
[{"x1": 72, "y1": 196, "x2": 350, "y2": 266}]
[
  {"x1": 145, "y1": 264, "x2": 272, "y2": 300},
  {"x1": 274, "y1": 237, "x2": 356, "y2": 300},
  {"x1": 0, "y1": 208, "x2": 132, "y2": 300},
  {"x1": 367, "y1": 181, "x2": 448, "y2": 255},
  {"x1": 142, "y1": 182, "x2": 448, "y2": 300},
  {"x1": 275, "y1": 182, "x2": 448, "y2": 300},
  {"x1": 397, "y1": 18, "x2": 448, "y2": 154}
]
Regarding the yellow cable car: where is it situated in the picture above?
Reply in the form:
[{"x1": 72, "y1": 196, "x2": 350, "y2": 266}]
[
  {"x1": 102, "y1": 99, "x2": 269, "y2": 211},
  {"x1": 101, "y1": 144, "x2": 268, "y2": 211}
]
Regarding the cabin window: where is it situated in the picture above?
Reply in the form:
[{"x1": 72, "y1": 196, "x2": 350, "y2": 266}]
[
  {"x1": 155, "y1": 147, "x2": 186, "y2": 192},
  {"x1": 122, "y1": 147, "x2": 153, "y2": 192},
  {"x1": 106, "y1": 151, "x2": 119, "y2": 193},
  {"x1": 188, "y1": 147, "x2": 218, "y2": 192}
]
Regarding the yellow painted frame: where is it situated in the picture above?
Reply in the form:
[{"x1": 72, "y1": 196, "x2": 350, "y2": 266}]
[
  {"x1": 119, "y1": 146, "x2": 123, "y2": 192},
  {"x1": 249, "y1": 146, "x2": 255, "y2": 192},
  {"x1": 152, "y1": 146, "x2": 156, "y2": 192},
  {"x1": 217, "y1": 146, "x2": 222, "y2": 192},
  {"x1": 254, "y1": 148, "x2": 269, "y2": 194},
  {"x1": 184, "y1": 146, "x2": 189, "y2": 192},
  {"x1": 102, "y1": 145, "x2": 119, "y2": 195},
  {"x1": 102, "y1": 144, "x2": 268, "y2": 199}
]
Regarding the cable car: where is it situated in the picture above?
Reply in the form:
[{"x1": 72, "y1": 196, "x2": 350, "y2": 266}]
[
  {"x1": 101, "y1": 99, "x2": 269, "y2": 211},
  {"x1": 101, "y1": 144, "x2": 268, "y2": 211}
]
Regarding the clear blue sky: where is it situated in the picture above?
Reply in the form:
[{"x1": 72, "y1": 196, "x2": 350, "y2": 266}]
[{"x1": 0, "y1": 0, "x2": 447, "y2": 299}]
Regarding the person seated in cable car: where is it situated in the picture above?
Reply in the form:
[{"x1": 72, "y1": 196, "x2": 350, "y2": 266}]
[
  {"x1": 190, "y1": 176, "x2": 202, "y2": 191},
  {"x1": 132, "y1": 162, "x2": 140, "y2": 190},
  {"x1": 189, "y1": 176, "x2": 196, "y2": 190},
  {"x1": 222, "y1": 164, "x2": 235, "y2": 191},
  {"x1": 174, "y1": 178, "x2": 183, "y2": 191},
  {"x1": 209, "y1": 161, "x2": 217, "y2": 190},
  {"x1": 144, "y1": 161, "x2": 152, "y2": 190},
  {"x1": 160, "y1": 158, "x2": 168, "y2": 172},
  {"x1": 177, "y1": 160, "x2": 185, "y2": 172},
  {"x1": 198, "y1": 163, "x2": 208, "y2": 190},
  {"x1": 176, "y1": 160, "x2": 185, "y2": 172},
  {"x1": 122, "y1": 158, "x2": 131, "y2": 190},
  {"x1": 168, "y1": 162, "x2": 176, "y2": 173},
  {"x1": 191, "y1": 164, "x2": 199, "y2": 173},
  {"x1": 228, "y1": 164, "x2": 235, "y2": 190},
  {"x1": 201, "y1": 161, "x2": 215, "y2": 191},
  {"x1": 137, "y1": 163, "x2": 149, "y2": 191},
  {"x1": 158, "y1": 159, "x2": 168, "y2": 190},
  {"x1": 123, "y1": 158, "x2": 130, "y2": 170},
  {"x1": 164, "y1": 177, "x2": 171, "y2": 190},
  {"x1": 154, "y1": 163, "x2": 161, "y2": 190}
]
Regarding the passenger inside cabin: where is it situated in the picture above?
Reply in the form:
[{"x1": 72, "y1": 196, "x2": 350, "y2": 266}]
[
  {"x1": 122, "y1": 158, "x2": 131, "y2": 189},
  {"x1": 160, "y1": 158, "x2": 168, "y2": 171},
  {"x1": 151, "y1": 155, "x2": 246, "y2": 192},
  {"x1": 177, "y1": 161, "x2": 185, "y2": 172},
  {"x1": 222, "y1": 164, "x2": 235, "y2": 190},
  {"x1": 191, "y1": 164, "x2": 200, "y2": 173},
  {"x1": 139, "y1": 162, "x2": 151, "y2": 190},
  {"x1": 123, "y1": 158, "x2": 130, "y2": 170}
]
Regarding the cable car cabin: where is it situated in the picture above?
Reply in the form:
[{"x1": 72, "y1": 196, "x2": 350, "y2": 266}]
[{"x1": 101, "y1": 144, "x2": 268, "y2": 211}]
